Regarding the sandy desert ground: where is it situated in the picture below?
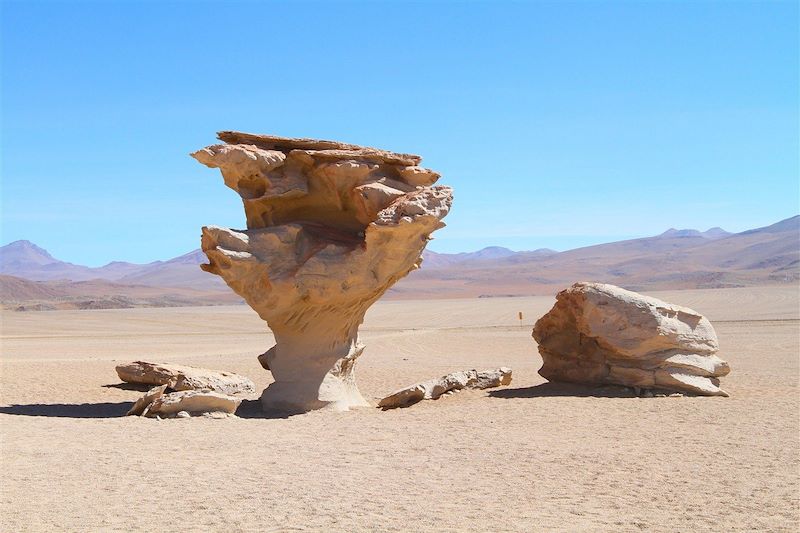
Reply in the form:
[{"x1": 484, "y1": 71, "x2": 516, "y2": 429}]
[{"x1": 1, "y1": 286, "x2": 798, "y2": 532}]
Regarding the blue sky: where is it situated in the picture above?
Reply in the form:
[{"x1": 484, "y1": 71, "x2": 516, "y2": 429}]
[{"x1": 2, "y1": 0, "x2": 798, "y2": 266}]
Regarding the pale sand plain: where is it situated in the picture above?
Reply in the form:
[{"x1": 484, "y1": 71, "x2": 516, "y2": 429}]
[{"x1": 1, "y1": 286, "x2": 798, "y2": 532}]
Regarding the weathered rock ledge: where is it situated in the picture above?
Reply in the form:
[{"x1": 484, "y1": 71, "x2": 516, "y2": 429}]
[{"x1": 116, "y1": 361, "x2": 255, "y2": 395}]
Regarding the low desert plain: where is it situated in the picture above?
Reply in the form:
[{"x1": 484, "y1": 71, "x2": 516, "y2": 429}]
[{"x1": 1, "y1": 285, "x2": 798, "y2": 532}]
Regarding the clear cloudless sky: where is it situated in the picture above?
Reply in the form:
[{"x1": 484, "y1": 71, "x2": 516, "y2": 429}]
[{"x1": 1, "y1": 0, "x2": 798, "y2": 266}]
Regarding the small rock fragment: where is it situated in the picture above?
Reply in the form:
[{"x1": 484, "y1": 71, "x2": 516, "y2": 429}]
[
  {"x1": 379, "y1": 367, "x2": 512, "y2": 409},
  {"x1": 145, "y1": 390, "x2": 241, "y2": 418}
]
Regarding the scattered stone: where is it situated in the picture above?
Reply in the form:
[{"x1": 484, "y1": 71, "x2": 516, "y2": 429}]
[
  {"x1": 532, "y1": 282, "x2": 730, "y2": 397},
  {"x1": 116, "y1": 361, "x2": 255, "y2": 395},
  {"x1": 145, "y1": 390, "x2": 241, "y2": 418},
  {"x1": 126, "y1": 385, "x2": 167, "y2": 416},
  {"x1": 192, "y1": 131, "x2": 453, "y2": 412},
  {"x1": 379, "y1": 368, "x2": 512, "y2": 409},
  {"x1": 118, "y1": 362, "x2": 253, "y2": 418},
  {"x1": 125, "y1": 386, "x2": 241, "y2": 419}
]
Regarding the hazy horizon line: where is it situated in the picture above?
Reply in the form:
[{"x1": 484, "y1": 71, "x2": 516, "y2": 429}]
[{"x1": 3, "y1": 214, "x2": 796, "y2": 268}]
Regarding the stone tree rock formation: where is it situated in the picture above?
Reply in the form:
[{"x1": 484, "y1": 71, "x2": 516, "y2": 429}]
[
  {"x1": 191, "y1": 131, "x2": 453, "y2": 412},
  {"x1": 532, "y1": 282, "x2": 730, "y2": 396}
]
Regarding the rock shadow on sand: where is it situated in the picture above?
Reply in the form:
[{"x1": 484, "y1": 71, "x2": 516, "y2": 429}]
[
  {"x1": 102, "y1": 382, "x2": 153, "y2": 392},
  {"x1": 489, "y1": 382, "x2": 640, "y2": 399},
  {"x1": 0, "y1": 399, "x2": 300, "y2": 419},
  {"x1": 235, "y1": 399, "x2": 300, "y2": 419},
  {"x1": 0, "y1": 400, "x2": 303, "y2": 419},
  {"x1": 0, "y1": 401, "x2": 134, "y2": 418}
]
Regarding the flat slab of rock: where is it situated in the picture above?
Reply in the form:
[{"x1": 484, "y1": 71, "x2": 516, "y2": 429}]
[
  {"x1": 145, "y1": 390, "x2": 242, "y2": 418},
  {"x1": 116, "y1": 361, "x2": 255, "y2": 395},
  {"x1": 379, "y1": 367, "x2": 512, "y2": 409},
  {"x1": 215, "y1": 130, "x2": 422, "y2": 165},
  {"x1": 532, "y1": 282, "x2": 730, "y2": 396}
]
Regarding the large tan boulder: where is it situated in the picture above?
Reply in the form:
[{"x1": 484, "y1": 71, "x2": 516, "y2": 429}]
[
  {"x1": 379, "y1": 367, "x2": 512, "y2": 409},
  {"x1": 115, "y1": 361, "x2": 255, "y2": 395},
  {"x1": 532, "y1": 283, "x2": 730, "y2": 396},
  {"x1": 192, "y1": 132, "x2": 453, "y2": 412}
]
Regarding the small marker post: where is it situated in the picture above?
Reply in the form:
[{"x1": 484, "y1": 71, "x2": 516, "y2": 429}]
[{"x1": 518, "y1": 311, "x2": 523, "y2": 326}]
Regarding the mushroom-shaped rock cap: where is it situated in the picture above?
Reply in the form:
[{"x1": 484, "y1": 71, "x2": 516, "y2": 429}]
[
  {"x1": 192, "y1": 132, "x2": 453, "y2": 412},
  {"x1": 191, "y1": 131, "x2": 445, "y2": 232},
  {"x1": 215, "y1": 131, "x2": 423, "y2": 165},
  {"x1": 532, "y1": 282, "x2": 730, "y2": 396}
]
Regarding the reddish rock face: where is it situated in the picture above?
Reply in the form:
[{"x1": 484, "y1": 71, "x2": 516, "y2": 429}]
[{"x1": 192, "y1": 131, "x2": 453, "y2": 412}]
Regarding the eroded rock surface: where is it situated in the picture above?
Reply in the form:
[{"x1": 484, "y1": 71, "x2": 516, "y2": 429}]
[
  {"x1": 192, "y1": 132, "x2": 453, "y2": 412},
  {"x1": 116, "y1": 361, "x2": 255, "y2": 395},
  {"x1": 126, "y1": 384, "x2": 167, "y2": 416},
  {"x1": 379, "y1": 367, "x2": 512, "y2": 409},
  {"x1": 532, "y1": 282, "x2": 730, "y2": 396},
  {"x1": 119, "y1": 362, "x2": 251, "y2": 418},
  {"x1": 145, "y1": 390, "x2": 241, "y2": 418}
]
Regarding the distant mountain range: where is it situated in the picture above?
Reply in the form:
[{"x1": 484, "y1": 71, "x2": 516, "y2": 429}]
[
  {"x1": 658, "y1": 227, "x2": 731, "y2": 239},
  {"x1": 394, "y1": 216, "x2": 798, "y2": 298},
  {"x1": 1, "y1": 216, "x2": 797, "y2": 309},
  {"x1": 0, "y1": 241, "x2": 222, "y2": 288},
  {"x1": 422, "y1": 246, "x2": 558, "y2": 269}
]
